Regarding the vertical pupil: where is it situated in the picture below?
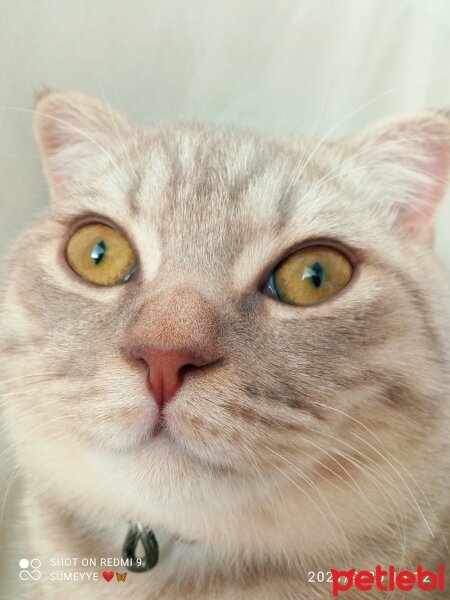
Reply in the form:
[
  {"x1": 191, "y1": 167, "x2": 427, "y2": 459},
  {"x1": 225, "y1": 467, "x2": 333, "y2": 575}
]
[
  {"x1": 309, "y1": 262, "x2": 323, "y2": 288},
  {"x1": 91, "y1": 240, "x2": 107, "y2": 265}
]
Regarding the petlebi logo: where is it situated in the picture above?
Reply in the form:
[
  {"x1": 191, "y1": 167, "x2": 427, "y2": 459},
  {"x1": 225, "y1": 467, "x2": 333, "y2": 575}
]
[
  {"x1": 330, "y1": 565, "x2": 445, "y2": 596},
  {"x1": 19, "y1": 558, "x2": 42, "y2": 581}
]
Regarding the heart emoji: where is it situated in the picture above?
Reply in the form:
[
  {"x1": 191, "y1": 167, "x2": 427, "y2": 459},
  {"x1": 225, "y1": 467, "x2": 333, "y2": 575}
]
[{"x1": 103, "y1": 571, "x2": 114, "y2": 582}]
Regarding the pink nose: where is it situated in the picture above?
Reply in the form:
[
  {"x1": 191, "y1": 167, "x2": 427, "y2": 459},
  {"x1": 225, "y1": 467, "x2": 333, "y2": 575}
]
[{"x1": 136, "y1": 348, "x2": 214, "y2": 407}]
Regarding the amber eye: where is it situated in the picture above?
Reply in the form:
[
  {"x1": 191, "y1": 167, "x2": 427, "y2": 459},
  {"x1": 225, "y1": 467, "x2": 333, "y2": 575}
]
[
  {"x1": 270, "y1": 245, "x2": 353, "y2": 306},
  {"x1": 66, "y1": 223, "x2": 137, "y2": 286}
]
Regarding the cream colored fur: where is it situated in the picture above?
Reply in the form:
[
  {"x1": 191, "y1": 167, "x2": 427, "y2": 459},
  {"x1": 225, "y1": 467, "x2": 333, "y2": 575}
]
[{"x1": 1, "y1": 93, "x2": 450, "y2": 599}]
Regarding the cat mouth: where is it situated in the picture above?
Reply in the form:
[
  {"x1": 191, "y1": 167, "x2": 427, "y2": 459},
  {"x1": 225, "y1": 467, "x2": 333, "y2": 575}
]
[{"x1": 152, "y1": 420, "x2": 165, "y2": 436}]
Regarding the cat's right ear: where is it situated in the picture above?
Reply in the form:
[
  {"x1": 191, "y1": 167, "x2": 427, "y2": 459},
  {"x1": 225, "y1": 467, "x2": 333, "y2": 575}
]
[
  {"x1": 342, "y1": 111, "x2": 450, "y2": 244},
  {"x1": 34, "y1": 91, "x2": 133, "y2": 202}
]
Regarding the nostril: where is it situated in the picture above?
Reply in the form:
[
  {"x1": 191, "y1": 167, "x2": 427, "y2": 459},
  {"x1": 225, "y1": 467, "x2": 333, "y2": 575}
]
[
  {"x1": 179, "y1": 363, "x2": 195, "y2": 376},
  {"x1": 182, "y1": 358, "x2": 223, "y2": 375},
  {"x1": 177, "y1": 362, "x2": 210, "y2": 382},
  {"x1": 179, "y1": 363, "x2": 201, "y2": 373}
]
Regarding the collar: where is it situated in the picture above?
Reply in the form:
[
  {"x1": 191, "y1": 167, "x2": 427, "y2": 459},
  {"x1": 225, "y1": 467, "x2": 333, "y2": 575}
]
[{"x1": 123, "y1": 522, "x2": 159, "y2": 572}]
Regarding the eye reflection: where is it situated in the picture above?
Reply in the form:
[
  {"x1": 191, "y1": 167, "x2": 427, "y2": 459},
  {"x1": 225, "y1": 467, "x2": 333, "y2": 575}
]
[
  {"x1": 90, "y1": 240, "x2": 107, "y2": 265},
  {"x1": 302, "y1": 262, "x2": 324, "y2": 288}
]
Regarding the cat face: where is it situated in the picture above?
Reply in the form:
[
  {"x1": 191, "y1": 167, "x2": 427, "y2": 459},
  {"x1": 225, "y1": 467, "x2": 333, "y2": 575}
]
[{"x1": 1, "y1": 93, "x2": 450, "y2": 563}]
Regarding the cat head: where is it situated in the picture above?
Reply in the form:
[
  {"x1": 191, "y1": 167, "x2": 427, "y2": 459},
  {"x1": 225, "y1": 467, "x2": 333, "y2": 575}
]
[{"x1": 1, "y1": 92, "x2": 450, "y2": 567}]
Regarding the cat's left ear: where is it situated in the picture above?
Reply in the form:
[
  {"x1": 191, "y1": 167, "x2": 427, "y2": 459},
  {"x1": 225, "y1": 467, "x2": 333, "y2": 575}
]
[
  {"x1": 34, "y1": 91, "x2": 133, "y2": 202},
  {"x1": 343, "y1": 111, "x2": 450, "y2": 244}
]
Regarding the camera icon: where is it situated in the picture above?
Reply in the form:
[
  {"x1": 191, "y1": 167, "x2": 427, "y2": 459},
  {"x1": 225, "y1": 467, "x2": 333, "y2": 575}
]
[{"x1": 19, "y1": 558, "x2": 42, "y2": 581}]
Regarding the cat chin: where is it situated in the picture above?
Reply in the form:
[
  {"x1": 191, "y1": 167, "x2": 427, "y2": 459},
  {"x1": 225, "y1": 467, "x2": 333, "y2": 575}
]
[{"x1": 130, "y1": 427, "x2": 235, "y2": 475}]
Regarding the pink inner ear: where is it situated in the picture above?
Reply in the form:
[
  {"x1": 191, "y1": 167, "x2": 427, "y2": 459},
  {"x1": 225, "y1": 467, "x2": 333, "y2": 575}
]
[
  {"x1": 396, "y1": 140, "x2": 450, "y2": 241},
  {"x1": 35, "y1": 93, "x2": 131, "y2": 203},
  {"x1": 37, "y1": 116, "x2": 76, "y2": 197}
]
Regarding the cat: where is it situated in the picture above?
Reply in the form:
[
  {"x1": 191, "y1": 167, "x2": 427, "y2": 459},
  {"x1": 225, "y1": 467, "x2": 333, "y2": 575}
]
[{"x1": 0, "y1": 91, "x2": 449, "y2": 599}]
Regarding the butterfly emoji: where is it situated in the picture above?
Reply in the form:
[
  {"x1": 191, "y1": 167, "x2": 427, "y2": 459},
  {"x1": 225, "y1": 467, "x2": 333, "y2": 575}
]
[{"x1": 116, "y1": 572, "x2": 127, "y2": 582}]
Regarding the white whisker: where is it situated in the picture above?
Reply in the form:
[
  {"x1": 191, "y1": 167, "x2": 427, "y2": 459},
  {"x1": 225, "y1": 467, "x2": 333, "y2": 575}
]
[
  {"x1": 264, "y1": 445, "x2": 351, "y2": 561},
  {"x1": 312, "y1": 401, "x2": 434, "y2": 539}
]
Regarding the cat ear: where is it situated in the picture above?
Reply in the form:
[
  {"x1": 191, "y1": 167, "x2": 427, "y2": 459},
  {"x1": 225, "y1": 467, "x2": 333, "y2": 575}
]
[
  {"x1": 34, "y1": 91, "x2": 133, "y2": 201},
  {"x1": 343, "y1": 111, "x2": 450, "y2": 243}
]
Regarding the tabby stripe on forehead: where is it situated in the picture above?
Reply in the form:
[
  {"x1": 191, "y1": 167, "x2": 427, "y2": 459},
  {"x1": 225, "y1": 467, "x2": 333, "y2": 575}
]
[
  {"x1": 127, "y1": 172, "x2": 143, "y2": 217},
  {"x1": 276, "y1": 184, "x2": 302, "y2": 232}
]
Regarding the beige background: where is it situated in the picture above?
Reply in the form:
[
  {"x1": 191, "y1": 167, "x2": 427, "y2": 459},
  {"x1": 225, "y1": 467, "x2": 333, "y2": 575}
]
[{"x1": 0, "y1": 0, "x2": 449, "y2": 597}]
